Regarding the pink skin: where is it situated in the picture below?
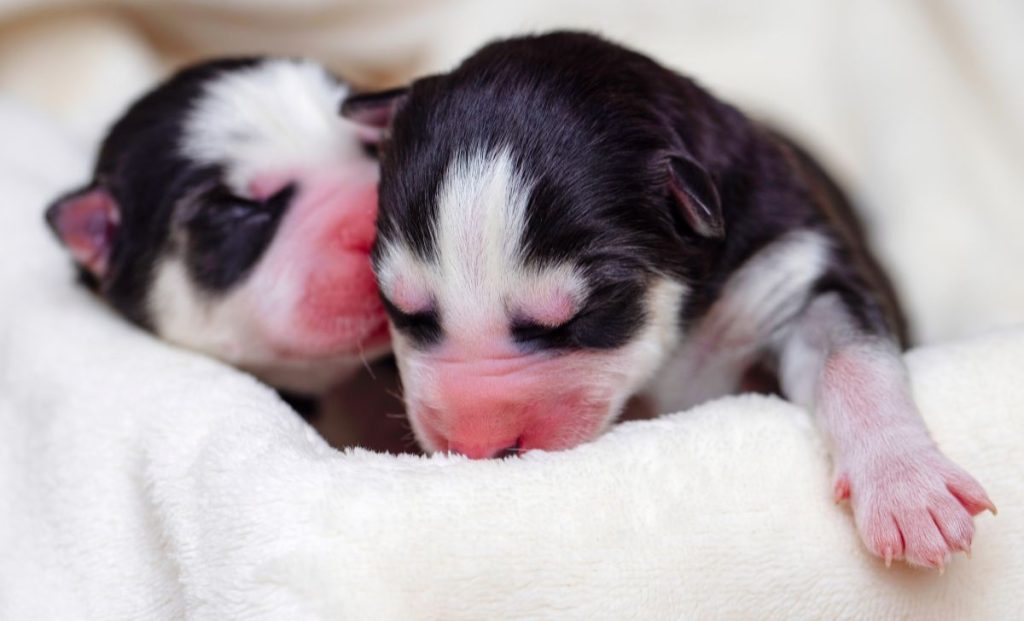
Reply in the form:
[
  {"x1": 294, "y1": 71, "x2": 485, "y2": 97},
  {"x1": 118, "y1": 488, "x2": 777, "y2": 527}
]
[
  {"x1": 409, "y1": 346, "x2": 616, "y2": 458},
  {"x1": 50, "y1": 188, "x2": 120, "y2": 278},
  {"x1": 391, "y1": 277, "x2": 622, "y2": 457},
  {"x1": 245, "y1": 164, "x2": 390, "y2": 360},
  {"x1": 389, "y1": 274, "x2": 433, "y2": 316},
  {"x1": 819, "y1": 345, "x2": 995, "y2": 570},
  {"x1": 515, "y1": 285, "x2": 577, "y2": 328},
  {"x1": 779, "y1": 294, "x2": 995, "y2": 570}
]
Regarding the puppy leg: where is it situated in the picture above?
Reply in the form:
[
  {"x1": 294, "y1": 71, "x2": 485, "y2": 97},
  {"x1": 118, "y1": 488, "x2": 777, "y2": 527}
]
[{"x1": 777, "y1": 293, "x2": 994, "y2": 569}]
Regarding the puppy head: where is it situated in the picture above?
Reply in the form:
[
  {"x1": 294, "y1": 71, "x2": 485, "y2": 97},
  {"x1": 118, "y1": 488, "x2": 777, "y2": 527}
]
[
  {"x1": 344, "y1": 32, "x2": 727, "y2": 456},
  {"x1": 47, "y1": 58, "x2": 389, "y2": 391}
]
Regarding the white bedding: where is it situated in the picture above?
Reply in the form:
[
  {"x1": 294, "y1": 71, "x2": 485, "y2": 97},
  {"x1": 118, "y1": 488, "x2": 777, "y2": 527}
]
[{"x1": 1, "y1": 1, "x2": 1023, "y2": 619}]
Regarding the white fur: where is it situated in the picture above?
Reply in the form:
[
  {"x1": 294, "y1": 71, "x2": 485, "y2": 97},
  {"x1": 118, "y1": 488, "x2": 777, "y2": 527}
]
[
  {"x1": 377, "y1": 147, "x2": 588, "y2": 343},
  {"x1": 181, "y1": 58, "x2": 364, "y2": 195},
  {"x1": 649, "y1": 230, "x2": 830, "y2": 412},
  {"x1": 607, "y1": 276, "x2": 687, "y2": 402},
  {"x1": 148, "y1": 260, "x2": 362, "y2": 392},
  {"x1": 776, "y1": 292, "x2": 917, "y2": 442}
]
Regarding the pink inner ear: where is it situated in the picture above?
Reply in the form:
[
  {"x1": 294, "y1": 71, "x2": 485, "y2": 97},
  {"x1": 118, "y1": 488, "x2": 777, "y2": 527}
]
[{"x1": 51, "y1": 188, "x2": 119, "y2": 277}]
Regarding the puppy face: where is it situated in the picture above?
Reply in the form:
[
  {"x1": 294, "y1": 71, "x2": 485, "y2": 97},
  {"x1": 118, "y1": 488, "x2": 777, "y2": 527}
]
[
  {"x1": 374, "y1": 147, "x2": 687, "y2": 456},
  {"x1": 47, "y1": 58, "x2": 389, "y2": 391},
  {"x1": 357, "y1": 35, "x2": 728, "y2": 456}
]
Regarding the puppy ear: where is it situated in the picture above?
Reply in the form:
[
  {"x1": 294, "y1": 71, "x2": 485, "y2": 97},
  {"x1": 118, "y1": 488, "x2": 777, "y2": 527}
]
[
  {"x1": 667, "y1": 154, "x2": 724, "y2": 239},
  {"x1": 44, "y1": 184, "x2": 120, "y2": 278},
  {"x1": 340, "y1": 87, "x2": 408, "y2": 144}
]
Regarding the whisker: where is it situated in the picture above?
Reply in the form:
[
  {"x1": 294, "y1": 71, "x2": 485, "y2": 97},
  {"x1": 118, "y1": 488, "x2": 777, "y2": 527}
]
[{"x1": 356, "y1": 342, "x2": 376, "y2": 378}]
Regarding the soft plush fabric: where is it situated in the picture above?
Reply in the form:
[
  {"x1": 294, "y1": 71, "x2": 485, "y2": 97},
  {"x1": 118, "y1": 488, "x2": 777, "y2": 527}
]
[
  {"x1": 2, "y1": 74, "x2": 1023, "y2": 621},
  {"x1": 1, "y1": 1, "x2": 1023, "y2": 619}
]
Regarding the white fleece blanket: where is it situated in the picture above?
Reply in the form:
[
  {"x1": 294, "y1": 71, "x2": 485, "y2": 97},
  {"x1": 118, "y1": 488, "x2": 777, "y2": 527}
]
[
  {"x1": 2, "y1": 1, "x2": 1024, "y2": 619},
  {"x1": 0, "y1": 108, "x2": 1022, "y2": 619}
]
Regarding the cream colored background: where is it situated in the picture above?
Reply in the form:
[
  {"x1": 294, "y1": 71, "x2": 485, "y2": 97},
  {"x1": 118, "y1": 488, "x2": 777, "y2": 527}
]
[{"x1": 1, "y1": 0, "x2": 1021, "y2": 343}]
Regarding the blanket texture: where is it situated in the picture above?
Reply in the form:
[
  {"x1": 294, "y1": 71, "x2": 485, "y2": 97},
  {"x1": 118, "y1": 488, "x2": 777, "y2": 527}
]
[{"x1": 1, "y1": 1, "x2": 1023, "y2": 619}]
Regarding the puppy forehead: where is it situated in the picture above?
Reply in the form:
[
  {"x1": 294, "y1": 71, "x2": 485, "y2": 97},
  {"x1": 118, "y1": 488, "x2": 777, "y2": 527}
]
[
  {"x1": 376, "y1": 147, "x2": 586, "y2": 317},
  {"x1": 181, "y1": 58, "x2": 362, "y2": 191}
]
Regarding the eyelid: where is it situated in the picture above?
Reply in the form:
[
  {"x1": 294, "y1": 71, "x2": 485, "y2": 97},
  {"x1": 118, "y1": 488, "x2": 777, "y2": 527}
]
[
  {"x1": 259, "y1": 182, "x2": 297, "y2": 205},
  {"x1": 515, "y1": 312, "x2": 575, "y2": 330},
  {"x1": 510, "y1": 295, "x2": 580, "y2": 332},
  {"x1": 380, "y1": 295, "x2": 443, "y2": 346},
  {"x1": 381, "y1": 294, "x2": 435, "y2": 322},
  {"x1": 510, "y1": 313, "x2": 576, "y2": 343},
  {"x1": 175, "y1": 181, "x2": 297, "y2": 232}
]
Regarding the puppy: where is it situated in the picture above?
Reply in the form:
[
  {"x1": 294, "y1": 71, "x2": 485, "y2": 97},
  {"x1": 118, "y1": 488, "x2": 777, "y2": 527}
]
[
  {"x1": 342, "y1": 32, "x2": 994, "y2": 568},
  {"x1": 46, "y1": 57, "x2": 390, "y2": 393}
]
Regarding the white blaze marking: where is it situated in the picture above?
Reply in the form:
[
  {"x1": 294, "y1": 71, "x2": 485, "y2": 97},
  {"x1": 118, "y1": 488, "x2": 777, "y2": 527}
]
[
  {"x1": 433, "y1": 147, "x2": 532, "y2": 335},
  {"x1": 377, "y1": 147, "x2": 587, "y2": 346},
  {"x1": 181, "y1": 58, "x2": 363, "y2": 194}
]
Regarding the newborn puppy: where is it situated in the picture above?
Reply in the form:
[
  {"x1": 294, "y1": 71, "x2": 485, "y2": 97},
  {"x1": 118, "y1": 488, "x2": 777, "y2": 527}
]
[
  {"x1": 46, "y1": 57, "x2": 389, "y2": 393},
  {"x1": 343, "y1": 32, "x2": 994, "y2": 568}
]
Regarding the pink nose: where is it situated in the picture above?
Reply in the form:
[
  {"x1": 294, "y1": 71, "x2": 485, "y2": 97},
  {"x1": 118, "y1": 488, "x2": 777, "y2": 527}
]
[{"x1": 429, "y1": 357, "x2": 538, "y2": 459}]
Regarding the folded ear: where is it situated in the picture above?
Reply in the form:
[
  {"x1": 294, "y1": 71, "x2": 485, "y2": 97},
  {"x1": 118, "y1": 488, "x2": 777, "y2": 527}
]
[
  {"x1": 340, "y1": 87, "x2": 408, "y2": 144},
  {"x1": 44, "y1": 185, "x2": 120, "y2": 278},
  {"x1": 667, "y1": 154, "x2": 724, "y2": 239}
]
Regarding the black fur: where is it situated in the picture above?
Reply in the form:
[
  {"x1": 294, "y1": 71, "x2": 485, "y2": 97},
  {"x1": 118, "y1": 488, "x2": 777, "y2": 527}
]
[
  {"x1": 368, "y1": 31, "x2": 906, "y2": 352},
  {"x1": 179, "y1": 182, "x2": 296, "y2": 291},
  {"x1": 381, "y1": 296, "x2": 443, "y2": 347}
]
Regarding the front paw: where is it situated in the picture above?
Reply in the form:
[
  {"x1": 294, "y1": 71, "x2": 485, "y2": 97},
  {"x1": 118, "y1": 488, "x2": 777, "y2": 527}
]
[{"x1": 834, "y1": 445, "x2": 995, "y2": 570}]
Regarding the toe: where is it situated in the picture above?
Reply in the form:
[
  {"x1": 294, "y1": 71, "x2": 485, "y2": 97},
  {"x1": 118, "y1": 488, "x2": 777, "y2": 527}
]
[
  {"x1": 929, "y1": 496, "x2": 974, "y2": 554},
  {"x1": 945, "y1": 469, "x2": 996, "y2": 516},
  {"x1": 896, "y1": 507, "x2": 950, "y2": 569},
  {"x1": 857, "y1": 505, "x2": 904, "y2": 565}
]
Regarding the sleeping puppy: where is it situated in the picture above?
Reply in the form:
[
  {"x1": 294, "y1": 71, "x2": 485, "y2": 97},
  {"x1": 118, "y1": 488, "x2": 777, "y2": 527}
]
[
  {"x1": 45, "y1": 57, "x2": 390, "y2": 393},
  {"x1": 342, "y1": 32, "x2": 994, "y2": 569}
]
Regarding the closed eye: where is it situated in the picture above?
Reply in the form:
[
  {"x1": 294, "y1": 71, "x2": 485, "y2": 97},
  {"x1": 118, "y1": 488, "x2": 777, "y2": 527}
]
[
  {"x1": 258, "y1": 182, "x2": 297, "y2": 208},
  {"x1": 176, "y1": 181, "x2": 298, "y2": 292},
  {"x1": 226, "y1": 182, "x2": 297, "y2": 216},
  {"x1": 177, "y1": 181, "x2": 297, "y2": 226},
  {"x1": 510, "y1": 316, "x2": 575, "y2": 348},
  {"x1": 381, "y1": 295, "x2": 442, "y2": 346}
]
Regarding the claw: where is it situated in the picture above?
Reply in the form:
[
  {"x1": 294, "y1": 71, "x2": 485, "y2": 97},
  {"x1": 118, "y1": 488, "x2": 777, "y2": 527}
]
[
  {"x1": 884, "y1": 547, "x2": 893, "y2": 568},
  {"x1": 965, "y1": 547, "x2": 972, "y2": 560}
]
